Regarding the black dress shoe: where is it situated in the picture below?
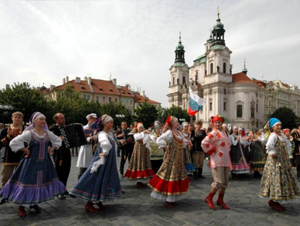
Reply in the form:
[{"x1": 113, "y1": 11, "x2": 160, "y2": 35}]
[{"x1": 64, "y1": 191, "x2": 76, "y2": 198}]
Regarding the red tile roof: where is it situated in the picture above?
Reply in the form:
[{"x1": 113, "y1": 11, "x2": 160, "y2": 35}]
[
  {"x1": 232, "y1": 72, "x2": 256, "y2": 84},
  {"x1": 252, "y1": 78, "x2": 266, "y2": 88},
  {"x1": 54, "y1": 79, "x2": 120, "y2": 96},
  {"x1": 118, "y1": 86, "x2": 134, "y2": 97},
  {"x1": 133, "y1": 93, "x2": 160, "y2": 105}
]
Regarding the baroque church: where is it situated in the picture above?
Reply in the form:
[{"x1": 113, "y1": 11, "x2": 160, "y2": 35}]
[{"x1": 167, "y1": 12, "x2": 265, "y2": 130}]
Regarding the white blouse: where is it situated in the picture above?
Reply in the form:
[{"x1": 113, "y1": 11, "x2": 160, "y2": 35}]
[
  {"x1": 10, "y1": 130, "x2": 62, "y2": 152},
  {"x1": 156, "y1": 130, "x2": 187, "y2": 149},
  {"x1": 134, "y1": 132, "x2": 151, "y2": 149},
  {"x1": 266, "y1": 132, "x2": 291, "y2": 156},
  {"x1": 229, "y1": 134, "x2": 249, "y2": 147},
  {"x1": 98, "y1": 131, "x2": 116, "y2": 156}
]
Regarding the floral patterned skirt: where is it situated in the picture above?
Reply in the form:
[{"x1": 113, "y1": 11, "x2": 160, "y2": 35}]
[
  {"x1": 260, "y1": 143, "x2": 300, "y2": 201},
  {"x1": 124, "y1": 142, "x2": 154, "y2": 180}
]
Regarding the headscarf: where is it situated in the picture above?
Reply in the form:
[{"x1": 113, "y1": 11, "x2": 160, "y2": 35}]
[
  {"x1": 154, "y1": 120, "x2": 162, "y2": 127},
  {"x1": 25, "y1": 112, "x2": 48, "y2": 131},
  {"x1": 283, "y1": 128, "x2": 290, "y2": 135},
  {"x1": 210, "y1": 115, "x2": 225, "y2": 124},
  {"x1": 269, "y1": 118, "x2": 281, "y2": 128},
  {"x1": 165, "y1": 116, "x2": 178, "y2": 127},
  {"x1": 86, "y1": 113, "x2": 97, "y2": 120},
  {"x1": 137, "y1": 122, "x2": 144, "y2": 129},
  {"x1": 182, "y1": 121, "x2": 189, "y2": 127},
  {"x1": 153, "y1": 124, "x2": 160, "y2": 132},
  {"x1": 101, "y1": 114, "x2": 113, "y2": 125}
]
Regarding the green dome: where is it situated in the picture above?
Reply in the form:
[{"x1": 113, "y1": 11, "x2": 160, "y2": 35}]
[
  {"x1": 176, "y1": 42, "x2": 184, "y2": 50},
  {"x1": 213, "y1": 19, "x2": 224, "y2": 30}
]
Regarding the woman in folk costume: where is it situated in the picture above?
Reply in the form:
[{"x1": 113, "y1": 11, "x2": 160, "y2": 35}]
[
  {"x1": 149, "y1": 124, "x2": 165, "y2": 174},
  {"x1": 148, "y1": 116, "x2": 191, "y2": 208},
  {"x1": 0, "y1": 112, "x2": 65, "y2": 217},
  {"x1": 124, "y1": 122, "x2": 155, "y2": 188},
  {"x1": 76, "y1": 113, "x2": 98, "y2": 180},
  {"x1": 192, "y1": 120, "x2": 207, "y2": 179},
  {"x1": 260, "y1": 118, "x2": 300, "y2": 211},
  {"x1": 248, "y1": 129, "x2": 267, "y2": 178},
  {"x1": 229, "y1": 126, "x2": 251, "y2": 179},
  {"x1": 201, "y1": 115, "x2": 231, "y2": 210},
  {"x1": 181, "y1": 121, "x2": 195, "y2": 174},
  {"x1": 70, "y1": 114, "x2": 122, "y2": 213}
]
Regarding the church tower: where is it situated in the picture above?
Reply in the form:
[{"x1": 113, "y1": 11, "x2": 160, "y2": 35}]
[
  {"x1": 167, "y1": 34, "x2": 189, "y2": 108},
  {"x1": 204, "y1": 10, "x2": 232, "y2": 85}
]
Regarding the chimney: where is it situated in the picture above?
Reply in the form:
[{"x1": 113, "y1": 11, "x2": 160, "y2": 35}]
[
  {"x1": 75, "y1": 77, "x2": 81, "y2": 84},
  {"x1": 87, "y1": 77, "x2": 92, "y2": 86},
  {"x1": 112, "y1": 78, "x2": 117, "y2": 86},
  {"x1": 141, "y1": 90, "x2": 145, "y2": 97},
  {"x1": 6, "y1": 84, "x2": 10, "y2": 90},
  {"x1": 84, "y1": 76, "x2": 88, "y2": 81},
  {"x1": 66, "y1": 76, "x2": 69, "y2": 83},
  {"x1": 126, "y1": 84, "x2": 131, "y2": 91},
  {"x1": 62, "y1": 78, "x2": 65, "y2": 84}
]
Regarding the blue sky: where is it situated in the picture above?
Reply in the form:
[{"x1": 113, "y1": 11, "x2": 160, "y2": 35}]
[{"x1": 1, "y1": 0, "x2": 299, "y2": 107}]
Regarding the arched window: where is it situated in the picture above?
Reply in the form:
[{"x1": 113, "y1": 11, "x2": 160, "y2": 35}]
[
  {"x1": 210, "y1": 63, "x2": 213, "y2": 74},
  {"x1": 177, "y1": 78, "x2": 179, "y2": 84},
  {"x1": 223, "y1": 62, "x2": 226, "y2": 73},
  {"x1": 183, "y1": 76, "x2": 186, "y2": 84},
  {"x1": 173, "y1": 77, "x2": 175, "y2": 85},
  {"x1": 237, "y1": 105, "x2": 243, "y2": 118},
  {"x1": 195, "y1": 71, "x2": 198, "y2": 82}
]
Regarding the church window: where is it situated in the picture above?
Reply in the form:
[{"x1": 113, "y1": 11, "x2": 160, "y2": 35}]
[
  {"x1": 177, "y1": 79, "x2": 179, "y2": 84},
  {"x1": 223, "y1": 62, "x2": 226, "y2": 73},
  {"x1": 195, "y1": 71, "x2": 198, "y2": 81},
  {"x1": 224, "y1": 102, "x2": 227, "y2": 111},
  {"x1": 237, "y1": 105, "x2": 243, "y2": 118},
  {"x1": 173, "y1": 77, "x2": 175, "y2": 86},
  {"x1": 209, "y1": 102, "x2": 212, "y2": 111},
  {"x1": 210, "y1": 63, "x2": 213, "y2": 74},
  {"x1": 209, "y1": 89, "x2": 212, "y2": 95},
  {"x1": 183, "y1": 76, "x2": 186, "y2": 84},
  {"x1": 224, "y1": 88, "x2": 226, "y2": 95},
  {"x1": 251, "y1": 108, "x2": 255, "y2": 118}
]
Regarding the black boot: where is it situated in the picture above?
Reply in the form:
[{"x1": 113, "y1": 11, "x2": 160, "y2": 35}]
[
  {"x1": 193, "y1": 169, "x2": 198, "y2": 179},
  {"x1": 198, "y1": 168, "x2": 206, "y2": 178}
]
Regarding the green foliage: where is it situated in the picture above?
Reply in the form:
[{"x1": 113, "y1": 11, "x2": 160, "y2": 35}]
[
  {"x1": 0, "y1": 83, "x2": 55, "y2": 123},
  {"x1": 134, "y1": 101, "x2": 158, "y2": 128},
  {"x1": 270, "y1": 107, "x2": 298, "y2": 130},
  {"x1": 159, "y1": 106, "x2": 191, "y2": 124},
  {"x1": 0, "y1": 84, "x2": 132, "y2": 127}
]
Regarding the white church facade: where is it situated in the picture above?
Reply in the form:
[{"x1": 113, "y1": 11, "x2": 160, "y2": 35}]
[{"x1": 167, "y1": 12, "x2": 265, "y2": 130}]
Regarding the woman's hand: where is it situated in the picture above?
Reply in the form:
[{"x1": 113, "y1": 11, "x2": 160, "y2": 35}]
[
  {"x1": 99, "y1": 153, "x2": 106, "y2": 157},
  {"x1": 48, "y1": 146, "x2": 56, "y2": 154},
  {"x1": 21, "y1": 148, "x2": 30, "y2": 158}
]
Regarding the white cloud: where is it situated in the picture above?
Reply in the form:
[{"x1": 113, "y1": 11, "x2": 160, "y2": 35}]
[{"x1": 0, "y1": 0, "x2": 300, "y2": 107}]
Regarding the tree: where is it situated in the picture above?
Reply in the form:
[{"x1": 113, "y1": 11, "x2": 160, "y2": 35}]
[
  {"x1": 270, "y1": 107, "x2": 298, "y2": 129},
  {"x1": 134, "y1": 101, "x2": 158, "y2": 129},
  {"x1": 0, "y1": 83, "x2": 54, "y2": 123},
  {"x1": 160, "y1": 106, "x2": 191, "y2": 124},
  {"x1": 100, "y1": 102, "x2": 132, "y2": 127}
]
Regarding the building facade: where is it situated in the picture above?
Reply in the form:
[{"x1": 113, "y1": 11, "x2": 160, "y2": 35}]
[
  {"x1": 167, "y1": 12, "x2": 265, "y2": 130},
  {"x1": 43, "y1": 76, "x2": 160, "y2": 114}
]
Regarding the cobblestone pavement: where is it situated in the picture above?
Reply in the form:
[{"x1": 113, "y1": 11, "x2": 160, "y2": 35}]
[{"x1": 0, "y1": 155, "x2": 300, "y2": 226}]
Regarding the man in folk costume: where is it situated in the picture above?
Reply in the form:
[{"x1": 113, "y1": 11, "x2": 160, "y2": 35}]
[
  {"x1": 76, "y1": 113, "x2": 98, "y2": 180},
  {"x1": 148, "y1": 116, "x2": 191, "y2": 208},
  {"x1": 291, "y1": 124, "x2": 300, "y2": 182},
  {"x1": 49, "y1": 113, "x2": 73, "y2": 199},
  {"x1": 260, "y1": 118, "x2": 300, "y2": 211},
  {"x1": 0, "y1": 112, "x2": 24, "y2": 187},
  {"x1": 201, "y1": 115, "x2": 231, "y2": 209},
  {"x1": 116, "y1": 121, "x2": 134, "y2": 177}
]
